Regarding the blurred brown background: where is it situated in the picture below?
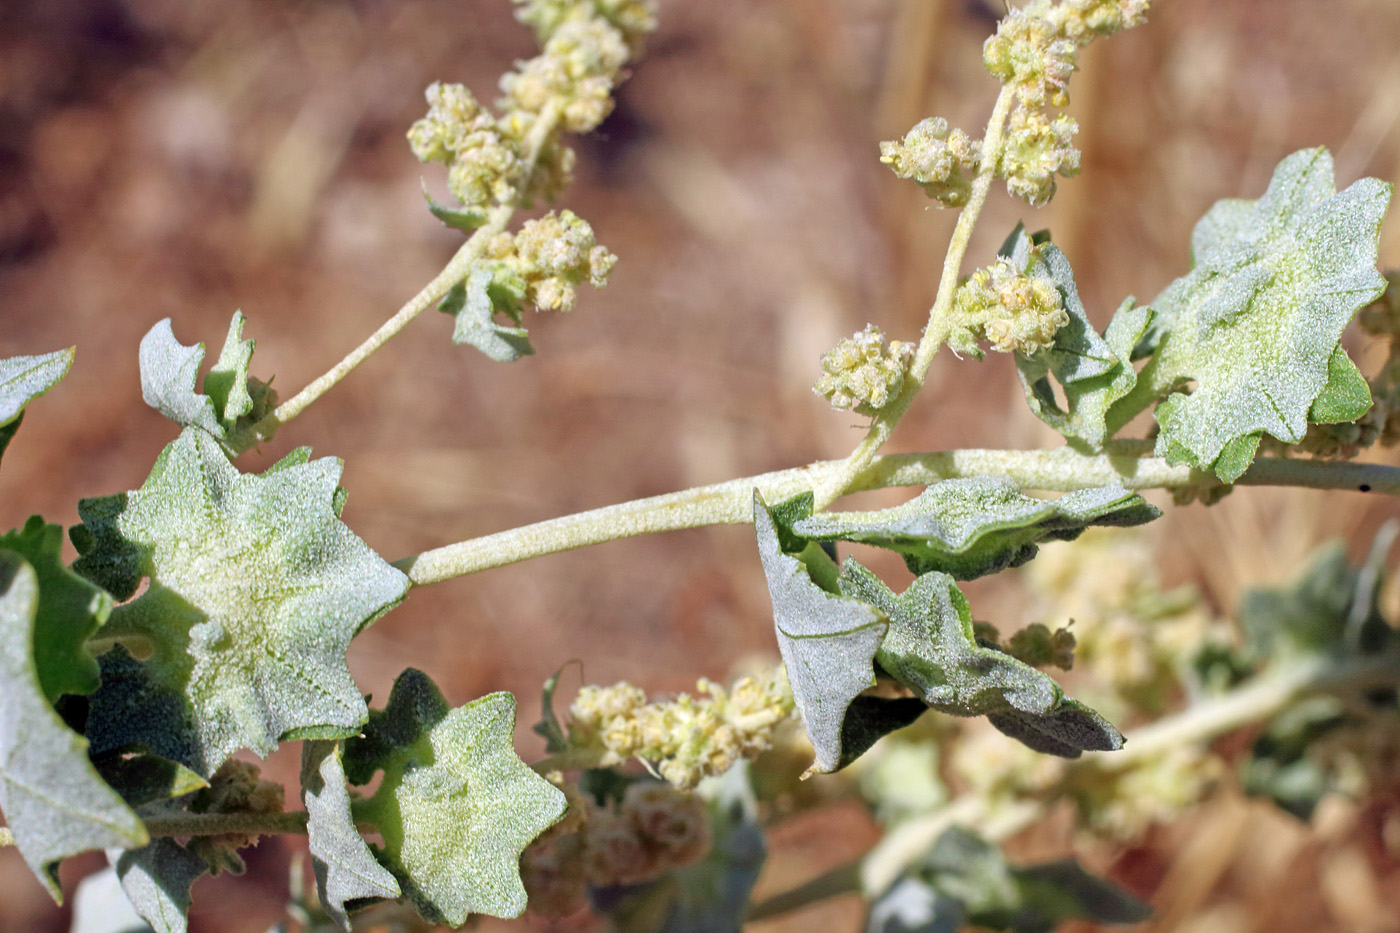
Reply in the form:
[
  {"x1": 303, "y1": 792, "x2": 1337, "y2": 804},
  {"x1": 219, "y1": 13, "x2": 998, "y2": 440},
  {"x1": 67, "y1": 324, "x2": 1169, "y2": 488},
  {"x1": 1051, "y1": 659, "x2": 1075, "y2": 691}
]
[{"x1": 2, "y1": 0, "x2": 1400, "y2": 930}]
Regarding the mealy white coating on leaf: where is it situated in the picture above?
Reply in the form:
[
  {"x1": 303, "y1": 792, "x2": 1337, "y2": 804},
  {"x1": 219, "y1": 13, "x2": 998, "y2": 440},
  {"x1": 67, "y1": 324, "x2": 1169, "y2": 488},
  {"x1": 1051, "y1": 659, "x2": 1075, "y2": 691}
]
[
  {"x1": 301, "y1": 741, "x2": 401, "y2": 931},
  {"x1": 446, "y1": 267, "x2": 535, "y2": 362},
  {"x1": 0, "y1": 347, "x2": 73, "y2": 425},
  {"x1": 346, "y1": 670, "x2": 566, "y2": 925},
  {"x1": 68, "y1": 865, "x2": 152, "y2": 933},
  {"x1": 73, "y1": 427, "x2": 409, "y2": 775},
  {"x1": 108, "y1": 840, "x2": 208, "y2": 933},
  {"x1": 753, "y1": 492, "x2": 889, "y2": 774},
  {"x1": 1147, "y1": 148, "x2": 1391, "y2": 480},
  {"x1": 0, "y1": 553, "x2": 147, "y2": 900},
  {"x1": 792, "y1": 476, "x2": 1158, "y2": 579}
]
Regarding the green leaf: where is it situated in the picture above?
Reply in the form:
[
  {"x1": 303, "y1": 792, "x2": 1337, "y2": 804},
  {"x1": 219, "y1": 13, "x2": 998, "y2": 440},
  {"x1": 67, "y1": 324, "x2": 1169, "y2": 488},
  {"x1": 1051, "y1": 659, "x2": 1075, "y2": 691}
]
[
  {"x1": 108, "y1": 840, "x2": 209, "y2": 933},
  {"x1": 0, "y1": 552, "x2": 147, "y2": 899},
  {"x1": 0, "y1": 348, "x2": 73, "y2": 466},
  {"x1": 1240, "y1": 541, "x2": 1358, "y2": 662},
  {"x1": 71, "y1": 427, "x2": 409, "y2": 775},
  {"x1": 1145, "y1": 148, "x2": 1391, "y2": 481},
  {"x1": 997, "y1": 226, "x2": 1151, "y2": 449},
  {"x1": 342, "y1": 669, "x2": 567, "y2": 925},
  {"x1": 0, "y1": 516, "x2": 113, "y2": 703},
  {"x1": 866, "y1": 877, "x2": 965, "y2": 933},
  {"x1": 69, "y1": 865, "x2": 155, "y2": 933},
  {"x1": 1308, "y1": 344, "x2": 1372, "y2": 423},
  {"x1": 791, "y1": 477, "x2": 1160, "y2": 580},
  {"x1": 533, "y1": 666, "x2": 571, "y2": 754},
  {"x1": 423, "y1": 184, "x2": 488, "y2": 233},
  {"x1": 839, "y1": 563, "x2": 1122, "y2": 757},
  {"x1": 754, "y1": 492, "x2": 891, "y2": 774},
  {"x1": 440, "y1": 269, "x2": 535, "y2": 362},
  {"x1": 301, "y1": 741, "x2": 401, "y2": 931},
  {"x1": 138, "y1": 315, "x2": 276, "y2": 456},
  {"x1": 92, "y1": 750, "x2": 208, "y2": 810},
  {"x1": 1240, "y1": 696, "x2": 1347, "y2": 821}
]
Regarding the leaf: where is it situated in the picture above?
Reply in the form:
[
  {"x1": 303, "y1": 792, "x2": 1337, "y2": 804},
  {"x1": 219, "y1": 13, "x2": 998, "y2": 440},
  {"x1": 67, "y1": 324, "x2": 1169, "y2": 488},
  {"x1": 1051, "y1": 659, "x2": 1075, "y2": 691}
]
[
  {"x1": 1308, "y1": 344, "x2": 1372, "y2": 424},
  {"x1": 839, "y1": 563, "x2": 1122, "y2": 757},
  {"x1": 1240, "y1": 541, "x2": 1360, "y2": 662},
  {"x1": 69, "y1": 865, "x2": 154, "y2": 933},
  {"x1": 71, "y1": 427, "x2": 409, "y2": 775},
  {"x1": 1240, "y1": 696, "x2": 1347, "y2": 821},
  {"x1": 0, "y1": 516, "x2": 113, "y2": 703},
  {"x1": 1144, "y1": 148, "x2": 1390, "y2": 481},
  {"x1": 791, "y1": 477, "x2": 1160, "y2": 580},
  {"x1": 533, "y1": 666, "x2": 571, "y2": 754},
  {"x1": 866, "y1": 877, "x2": 965, "y2": 933},
  {"x1": 440, "y1": 268, "x2": 535, "y2": 362},
  {"x1": 138, "y1": 315, "x2": 276, "y2": 456},
  {"x1": 92, "y1": 750, "x2": 208, "y2": 810},
  {"x1": 301, "y1": 741, "x2": 401, "y2": 931},
  {"x1": 341, "y1": 669, "x2": 567, "y2": 925},
  {"x1": 0, "y1": 348, "x2": 73, "y2": 465},
  {"x1": 753, "y1": 492, "x2": 891, "y2": 774},
  {"x1": 108, "y1": 840, "x2": 209, "y2": 933},
  {"x1": 999, "y1": 226, "x2": 1151, "y2": 449},
  {"x1": 423, "y1": 184, "x2": 488, "y2": 233},
  {"x1": 0, "y1": 552, "x2": 147, "y2": 899}
]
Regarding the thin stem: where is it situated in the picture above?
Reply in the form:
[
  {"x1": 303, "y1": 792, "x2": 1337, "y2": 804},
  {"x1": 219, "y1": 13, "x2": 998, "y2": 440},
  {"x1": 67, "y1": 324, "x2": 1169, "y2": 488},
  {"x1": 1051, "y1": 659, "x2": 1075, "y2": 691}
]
[
  {"x1": 142, "y1": 810, "x2": 310, "y2": 839},
  {"x1": 745, "y1": 859, "x2": 863, "y2": 923},
  {"x1": 251, "y1": 102, "x2": 564, "y2": 437},
  {"x1": 393, "y1": 449, "x2": 1400, "y2": 585},
  {"x1": 812, "y1": 86, "x2": 1018, "y2": 510}
]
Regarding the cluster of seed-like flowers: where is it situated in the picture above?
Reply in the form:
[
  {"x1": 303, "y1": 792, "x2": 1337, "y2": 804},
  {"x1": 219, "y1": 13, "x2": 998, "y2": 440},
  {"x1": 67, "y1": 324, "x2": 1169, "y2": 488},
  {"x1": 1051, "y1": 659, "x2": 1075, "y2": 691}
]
[
  {"x1": 521, "y1": 779, "x2": 711, "y2": 916},
  {"x1": 565, "y1": 666, "x2": 796, "y2": 790},
  {"x1": 185, "y1": 760, "x2": 286, "y2": 874},
  {"x1": 408, "y1": 0, "x2": 655, "y2": 212},
  {"x1": 1069, "y1": 746, "x2": 1223, "y2": 838},
  {"x1": 999, "y1": 109, "x2": 1081, "y2": 207},
  {"x1": 878, "y1": 118, "x2": 982, "y2": 208},
  {"x1": 483, "y1": 209, "x2": 617, "y2": 311},
  {"x1": 949, "y1": 254, "x2": 1068, "y2": 356},
  {"x1": 812, "y1": 325, "x2": 917, "y2": 416}
]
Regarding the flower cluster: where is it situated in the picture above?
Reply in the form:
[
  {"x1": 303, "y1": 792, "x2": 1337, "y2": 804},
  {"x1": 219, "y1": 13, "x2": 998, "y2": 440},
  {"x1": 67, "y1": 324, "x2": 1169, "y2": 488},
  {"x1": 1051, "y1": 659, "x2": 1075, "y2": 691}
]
[
  {"x1": 565, "y1": 666, "x2": 796, "y2": 789},
  {"x1": 185, "y1": 760, "x2": 285, "y2": 874},
  {"x1": 949, "y1": 255, "x2": 1068, "y2": 356},
  {"x1": 813, "y1": 325, "x2": 917, "y2": 416},
  {"x1": 521, "y1": 780, "x2": 711, "y2": 917},
  {"x1": 483, "y1": 209, "x2": 617, "y2": 311},
  {"x1": 409, "y1": 0, "x2": 656, "y2": 211},
  {"x1": 878, "y1": 118, "x2": 982, "y2": 208},
  {"x1": 1070, "y1": 747, "x2": 1223, "y2": 838}
]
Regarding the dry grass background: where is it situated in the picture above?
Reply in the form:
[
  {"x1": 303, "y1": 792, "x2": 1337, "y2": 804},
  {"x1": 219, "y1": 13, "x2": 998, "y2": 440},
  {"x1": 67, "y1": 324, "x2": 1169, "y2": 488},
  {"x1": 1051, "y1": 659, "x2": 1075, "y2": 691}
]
[{"x1": 2, "y1": 0, "x2": 1400, "y2": 930}]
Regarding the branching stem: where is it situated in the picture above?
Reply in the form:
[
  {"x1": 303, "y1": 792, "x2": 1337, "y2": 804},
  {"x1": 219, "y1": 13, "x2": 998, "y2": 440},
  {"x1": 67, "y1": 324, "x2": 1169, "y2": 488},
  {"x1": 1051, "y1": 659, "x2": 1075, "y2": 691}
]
[
  {"x1": 251, "y1": 101, "x2": 564, "y2": 437},
  {"x1": 393, "y1": 449, "x2": 1400, "y2": 584},
  {"x1": 812, "y1": 86, "x2": 1018, "y2": 510}
]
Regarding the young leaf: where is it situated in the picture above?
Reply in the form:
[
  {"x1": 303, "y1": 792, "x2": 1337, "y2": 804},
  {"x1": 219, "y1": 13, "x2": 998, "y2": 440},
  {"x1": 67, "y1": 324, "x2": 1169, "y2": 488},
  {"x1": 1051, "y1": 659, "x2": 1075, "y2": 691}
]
[
  {"x1": 791, "y1": 477, "x2": 1159, "y2": 580},
  {"x1": 0, "y1": 516, "x2": 113, "y2": 704},
  {"x1": 423, "y1": 184, "x2": 488, "y2": 233},
  {"x1": 341, "y1": 669, "x2": 567, "y2": 925},
  {"x1": 754, "y1": 491, "x2": 892, "y2": 774},
  {"x1": 71, "y1": 427, "x2": 409, "y2": 775},
  {"x1": 108, "y1": 840, "x2": 209, "y2": 933},
  {"x1": 301, "y1": 741, "x2": 401, "y2": 931},
  {"x1": 0, "y1": 552, "x2": 147, "y2": 899},
  {"x1": 138, "y1": 314, "x2": 276, "y2": 456},
  {"x1": 0, "y1": 348, "x2": 73, "y2": 466},
  {"x1": 997, "y1": 226, "x2": 1151, "y2": 449},
  {"x1": 440, "y1": 268, "x2": 536, "y2": 362},
  {"x1": 92, "y1": 750, "x2": 208, "y2": 810},
  {"x1": 839, "y1": 562, "x2": 1122, "y2": 757},
  {"x1": 1144, "y1": 148, "x2": 1390, "y2": 481}
]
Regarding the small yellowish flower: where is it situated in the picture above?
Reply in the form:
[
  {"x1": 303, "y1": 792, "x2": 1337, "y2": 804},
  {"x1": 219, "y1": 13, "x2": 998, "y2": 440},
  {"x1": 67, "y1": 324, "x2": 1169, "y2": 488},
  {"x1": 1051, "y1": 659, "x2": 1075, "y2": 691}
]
[
  {"x1": 813, "y1": 325, "x2": 916, "y2": 417},
  {"x1": 879, "y1": 117, "x2": 982, "y2": 207},
  {"x1": 951, "y1": 256, "x2": 1068, "y2": 355}
]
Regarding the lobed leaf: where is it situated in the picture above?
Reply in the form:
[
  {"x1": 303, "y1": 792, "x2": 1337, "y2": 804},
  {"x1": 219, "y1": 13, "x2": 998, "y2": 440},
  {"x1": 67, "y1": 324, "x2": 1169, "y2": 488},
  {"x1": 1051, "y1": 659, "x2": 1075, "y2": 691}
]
[
  {"x1": 342, "y1": 668, "x2": 567, "y2": 926},
  {"x1": 72, "y1": 427, "x2": 409, "y2": 775},
  {"x1": 754, "y1": 491, "x2": 891, "y2": 773},
  {"x1": 0, "y1": 552, "x2": 147, "y2": 899},
  {"x1": 0, "y1": 348, "x2": 73, "y2": 467},
  {"x1": 138, "y1": 314, "x2": 276, "y2": 456},
  {"x1": 440, "y1": 268, "x2": 536, "y2": 362},
  {"x1": 791, "y1": 478, "x2": 1160, "y2": 580},
  {"x1": 301, "y1": 741, "x2": 402, "y2": 931},
  {"x1": 999, "y1": 226, "x2": 1152, "y2": 449},
  {"x1": 839, "y1": 563, "x2": 1122, "y2": 758},
  {"x1": 108, "y1": 840, "x2": 209, "y2": 933},
  {"x1": 1143, "y1": 148, "x2": 1391, "y2": 481}
]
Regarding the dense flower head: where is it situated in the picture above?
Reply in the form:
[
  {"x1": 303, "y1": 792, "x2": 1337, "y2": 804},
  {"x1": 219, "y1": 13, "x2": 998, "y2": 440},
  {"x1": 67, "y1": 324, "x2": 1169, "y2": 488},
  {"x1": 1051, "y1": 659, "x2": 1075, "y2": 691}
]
[
  {"x1": 409, "y1": 83, "x2": 527, "y2": 209},
  {"x1": 485, "y1": 209, "x2": 617, "y2": 311},
  {"x1": 514, "y1": 0, "x2": 659, "y2": 55},
  {"x1": 813, "y1": 325, "x2": 917, "y2": 416},
  {"x1": 1040, "y1": 0, "x2": 1151, "y2": 44},
  {"x1": 983, "y1": 10, "x2": 1079, "y2": 108},
  {"x1": 566, "y1": 666, "x2": 795, "y2": 789},
  {"x1": 501, "y1": 17, "x2": 631, "y2": 133},
  {"x1": 950, "y1": 256, "x2": 1068, "y2": 356},
  {"x1": 879, "y1": 117, "x2": 983, "y2": 207},
  {"x1": 1000, "y1": 109, "x2": 1080, "y2": 206}
]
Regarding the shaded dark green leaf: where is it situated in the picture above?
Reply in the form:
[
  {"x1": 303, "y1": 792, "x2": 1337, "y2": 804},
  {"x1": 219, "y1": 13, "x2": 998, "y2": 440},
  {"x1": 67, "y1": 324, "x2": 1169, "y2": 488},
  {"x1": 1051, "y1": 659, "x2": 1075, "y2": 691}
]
[
  {"x1": 440, "y1": 269, "x2": 535, "y2": 362},
  {"x1": 108, "y1": 840, "x2": 208, "y2": 933}
]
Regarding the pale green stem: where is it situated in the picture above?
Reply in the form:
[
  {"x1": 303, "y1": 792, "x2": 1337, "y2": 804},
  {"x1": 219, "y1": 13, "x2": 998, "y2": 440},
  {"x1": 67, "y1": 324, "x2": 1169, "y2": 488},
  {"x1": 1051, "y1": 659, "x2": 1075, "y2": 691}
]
[
  {"x1": 251, "y1": 101, "x2": 564, "y2": 437},
  {"x1": 393, "y1": 449, "x2": 1400, "y2": 584},
  {"x1": 812, "y1": 86, "x2": 1019, "y2": 511}
]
